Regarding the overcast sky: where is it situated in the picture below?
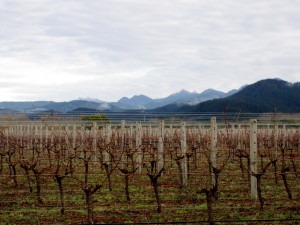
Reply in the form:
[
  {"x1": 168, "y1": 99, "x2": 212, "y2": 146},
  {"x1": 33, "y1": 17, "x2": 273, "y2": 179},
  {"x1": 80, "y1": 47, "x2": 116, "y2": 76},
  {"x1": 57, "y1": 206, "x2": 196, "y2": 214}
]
[{"x1": 0, "y1": 0, "x2": 299, "y2": 102}]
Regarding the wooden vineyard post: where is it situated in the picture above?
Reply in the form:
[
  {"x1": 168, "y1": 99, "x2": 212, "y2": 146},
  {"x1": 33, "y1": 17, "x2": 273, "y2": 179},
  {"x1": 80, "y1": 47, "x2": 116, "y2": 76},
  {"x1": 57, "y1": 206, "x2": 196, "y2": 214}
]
[
  {"x1": 92, "y1": 122, "x2": 98, "y2": 161},
  {"x1": 64, "y1": 126, "x2": 69, "y2": 160},
  {"x1": 8, "y1": 124, "x2": 12, "y2": 136},
  {"x1": 120, "y1": 120, "x2": 126, "y2": 169},
  {"x1": 104, "y1": 124, "x2": 111, "y2": 164},
  {"x1": 157, "y1": 120, "x2": 164, "y2": 174},
  {"x1": 282, "y1": 124, "x2": 287, "y2": 151},
  {"x1": 250, "y1": 119, "x2": 258, "y2": 200},
  {"x1": 180, "y1": 122, "x2": 188, "y2": 187},
  {"x1": 78, "y1": 125, "x2": 84, "y2": 159},
  {"x1": 39, "y1": 125, "x2": 44, "y2": 153},
  {"x1": 31, "y1": 125, "x2": 35, "y2": 148},
  {"x1": 35, "y1": 125, "x2": 39, "y2": 148},
  {"x1": 229, "y1": 123, "x2": 235, "y2": 160},
  {"x1": 18, "y1": 125, "x2": 23, "y2": 146},
  {"x1": 148, "y1": 123, "x2": 152, "y2": 136},
  {"x1": 237, "y1": 124, "x2": 241, "y2": 150},
  {"x1": 72, "y1": 125, "x2": 77, "y2": 161},
  {"x1": 210, "y1": 117, "x2": 217, "y2": 186},
  {"x1": 274, "y1": 123, "x2": 279, "y2": 158},
  {"x1": 50, "y1": 126, "x2": 54, "y2": 149},
  {"x1": 136, "y1": 122, "x2": 143, "y2": 173},
  {"x1": 45, "y1": 125, "x2": 49, "y2": 148}
]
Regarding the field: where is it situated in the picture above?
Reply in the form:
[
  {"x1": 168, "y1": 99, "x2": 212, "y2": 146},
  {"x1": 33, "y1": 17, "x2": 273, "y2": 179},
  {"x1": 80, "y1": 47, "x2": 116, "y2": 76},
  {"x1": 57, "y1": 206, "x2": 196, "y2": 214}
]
[{"x1": 0, "y1": 119, "x2": 299, "y2": 224}]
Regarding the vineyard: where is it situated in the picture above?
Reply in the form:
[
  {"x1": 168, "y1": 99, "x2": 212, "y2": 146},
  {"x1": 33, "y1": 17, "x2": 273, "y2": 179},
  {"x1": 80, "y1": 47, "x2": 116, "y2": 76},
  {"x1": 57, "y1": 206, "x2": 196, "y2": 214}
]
[{"x1": 0, "y1": 117, "x2": 299, "y2": 224}]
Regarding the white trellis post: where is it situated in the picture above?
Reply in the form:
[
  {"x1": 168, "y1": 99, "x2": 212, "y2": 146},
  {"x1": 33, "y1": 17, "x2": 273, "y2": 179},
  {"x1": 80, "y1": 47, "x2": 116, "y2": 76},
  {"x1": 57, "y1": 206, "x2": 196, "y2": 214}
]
[
  {"x1": 50, "y1": 126, "x2": 54, "y2": 147},
  {"x1": 237, "y1": 124, "x2": 241, "y2": 150},
  {"x1": 148, "y1": 123, "x2": 152, "y2": 136},
  {"x1": 44, "y1": 125, "x2": 48, "y2": 147},
  {"x1": 34, "y1": 125, "x2": 39, "y2": 150},
  {"x1": 229, "y1": 123, "x2": 235, "y2": 159},
  {"x1": 104, "y1": 124, "x2": 111, "y2": 164},
  {"x1": 180, "y1": 122, "x2": 188, "y2": 187},
  {"x1": 38, "y1": 125, "x2": 43, "y2": 152},
  {"x1": 157, "y1": 120, "x2": 164, "y2": 173},
  {"x1": 120, "y1": 120, "x2": 126, "y2": 169},
  {"x1": 18, "y1": 125, "x2": 23, "y2": 146},
  {"x1": 210, "y1": 117, "x2": 217, "y2": 186},
  {"x1": 78, "y1": 125, "x2": 85, "y2": 159},
  {"x1": 250, "y1": 119, "x2": 258, "y2": 200},
  {"x1": 72, "y1": 124, "x2": 77, "y2": 160},
  {"x1": 129, "y1": 124, "x2": 133, "y2": 150},
  {"x1": 136, "y1": 122, "x2": 143, "y2": 173},
  {"x1": 5, "y1": 124, "x2": 10, "y2": 148},
  {"x1": 63, "y1": 125, "x2": 69, "y2": 159},
  {"x1": 92, "y1": 122, "x2": 98, "y2": 161},
  {"x1": 274, "y1": 123, "x2": 279, "y2": 158},
  {"x1": 282, "y1": 124, "x2": 287, "y2": 151},
  {"x1": 169, "y1": 124, "x2": 173, "y2": 137}
]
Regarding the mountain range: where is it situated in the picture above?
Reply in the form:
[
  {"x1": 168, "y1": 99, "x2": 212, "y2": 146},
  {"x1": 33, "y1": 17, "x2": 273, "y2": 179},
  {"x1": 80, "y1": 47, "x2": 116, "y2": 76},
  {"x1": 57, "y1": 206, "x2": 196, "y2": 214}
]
[
  {"x1": 154, "y1": 78, "x2": 300, "y2": 113},
  {"x1": 0, "y1": 78, "x2": 299, "y2": 115},
  {"x1": 0, "y1": 87, "x2": 240, "y2": 113}
]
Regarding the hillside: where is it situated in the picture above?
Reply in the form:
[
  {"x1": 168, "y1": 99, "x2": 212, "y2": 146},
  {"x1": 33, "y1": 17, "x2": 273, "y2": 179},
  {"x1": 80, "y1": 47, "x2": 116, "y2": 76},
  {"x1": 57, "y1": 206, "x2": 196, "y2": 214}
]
[
  {"x1": 0, "y1": 101, "x2": 53, "y2": 112},
  {"x1": 0, "y1": 88, "x2": 237, "y2": 112},
  {"x1": 117, "y1": 89, "x2": 234, "y2": 109},
  {"x1": 1, "y1": 79, "x2": 299, "y2": 114},
  {"x1": 154, "y1": 79, "x2": 300, "y2": 113},
  {"x1": 190, "y1": 79, "x2": 300, "y2": 113}
]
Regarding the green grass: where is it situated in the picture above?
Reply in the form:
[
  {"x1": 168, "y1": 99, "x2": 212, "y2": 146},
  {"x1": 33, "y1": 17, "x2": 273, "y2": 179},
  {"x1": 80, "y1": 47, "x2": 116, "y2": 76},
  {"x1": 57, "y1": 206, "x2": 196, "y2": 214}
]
[{"x1": 0, "y1": 146, "x2": 299, "y2": 224}]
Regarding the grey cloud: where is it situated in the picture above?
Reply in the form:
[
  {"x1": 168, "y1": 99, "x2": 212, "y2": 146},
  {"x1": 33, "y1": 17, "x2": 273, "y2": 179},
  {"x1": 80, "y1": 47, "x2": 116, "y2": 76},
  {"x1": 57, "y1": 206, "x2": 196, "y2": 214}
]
[{"x1": 0, "y1": 0, "x2": 299, "y2": 101}]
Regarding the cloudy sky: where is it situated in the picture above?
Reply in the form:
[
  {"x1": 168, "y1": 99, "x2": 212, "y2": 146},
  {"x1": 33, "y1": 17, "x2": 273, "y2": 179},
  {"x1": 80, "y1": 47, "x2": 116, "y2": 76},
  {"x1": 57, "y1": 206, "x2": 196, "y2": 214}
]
[{"x1": 1, "y1": 0, "x2": 299, "y2": 102}]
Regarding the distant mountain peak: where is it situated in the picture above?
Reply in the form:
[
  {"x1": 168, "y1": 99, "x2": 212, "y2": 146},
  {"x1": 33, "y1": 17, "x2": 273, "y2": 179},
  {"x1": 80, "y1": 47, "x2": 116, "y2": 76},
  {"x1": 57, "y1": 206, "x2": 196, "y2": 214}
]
[
  {"x1": 180, "y1": 89, "x2": 195, "y2": 93},
  {"x1": 169, "y1": 89, "x2": 195, "y2": 97},
  {"x1": 77, "y1": 97, "x2": 104, "y2": 103},
  {"x1": 273, "y1": 77, "x2": 284, "y2": 81},
  {"x1": 132, "y1": 94, "x2": 152, "y2": 99},
  {"x1": 201, "y1": 88, "x2": 223, "y2": 94},
  {"x1": 118, "y1": 94, "x2": 153, "y2": 106},
  {"x1": 178, "y1": 89, "x2": 191, "y2": 93},
  {"x1": 176, "y1": 78, "x2": 300, "y2": 113},
  {"x1": 0, "y1": 83, "x2": 246, "y2": 112}
]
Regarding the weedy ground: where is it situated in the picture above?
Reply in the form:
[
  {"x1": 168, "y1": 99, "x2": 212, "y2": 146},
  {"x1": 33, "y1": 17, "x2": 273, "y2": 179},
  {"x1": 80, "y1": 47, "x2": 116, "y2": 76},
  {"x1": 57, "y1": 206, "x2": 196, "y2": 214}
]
[{"x1": 0, "y1": 160, "x2": 299, "y2": 225}]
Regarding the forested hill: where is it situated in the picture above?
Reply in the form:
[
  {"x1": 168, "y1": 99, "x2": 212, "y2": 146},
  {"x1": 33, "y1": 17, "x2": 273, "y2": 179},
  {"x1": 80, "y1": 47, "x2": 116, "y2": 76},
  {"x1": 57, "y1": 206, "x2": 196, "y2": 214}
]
[{"x1": 154, "y1": 79, "x2": 300, "y2": 113}]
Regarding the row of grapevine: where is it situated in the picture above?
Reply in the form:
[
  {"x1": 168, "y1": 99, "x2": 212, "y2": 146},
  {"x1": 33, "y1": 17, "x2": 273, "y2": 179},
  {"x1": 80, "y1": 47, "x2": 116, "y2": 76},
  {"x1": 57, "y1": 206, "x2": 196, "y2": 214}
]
[{"x1": 0, "y1": 118, "x2": 299, "y2": 224}]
